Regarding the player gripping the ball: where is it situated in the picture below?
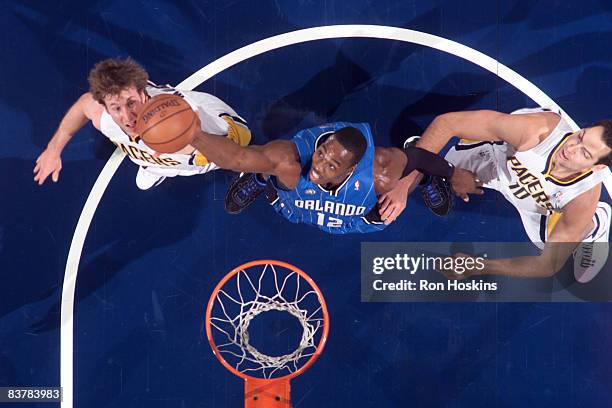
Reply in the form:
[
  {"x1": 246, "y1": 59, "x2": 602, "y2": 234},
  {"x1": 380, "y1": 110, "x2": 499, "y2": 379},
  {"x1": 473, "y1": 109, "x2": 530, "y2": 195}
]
[{"x1": 34, "y1": 58, "x2": 251, "y2": 190}]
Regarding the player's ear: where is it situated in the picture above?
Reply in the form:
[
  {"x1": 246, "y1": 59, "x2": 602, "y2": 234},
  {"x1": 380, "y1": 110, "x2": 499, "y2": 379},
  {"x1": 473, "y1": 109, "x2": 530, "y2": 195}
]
[{"x1": 592, "y1": 163, "x2": 609, "y2": 172}]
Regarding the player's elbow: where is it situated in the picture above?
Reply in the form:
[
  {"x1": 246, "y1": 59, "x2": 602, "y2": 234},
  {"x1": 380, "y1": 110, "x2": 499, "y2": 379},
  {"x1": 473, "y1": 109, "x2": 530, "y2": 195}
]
[
  {"x1": 432, "y1": 113, "x2": 454, "y2": 130},
  {"x1": 539, "y1": 265, "x2": 556, "y2": 278},
  {"x1": 231, "y1": 148, "x2": 257, "y2": 173},
  {"x1": 534, "y1": 257, "x2": 557, "y2": 278},
  {"x1": 435, "y1": 110, "x2": 492, "y2": 132},
  {"x1": 430, "y1": 112, "x2": 465, "y2": 139}
]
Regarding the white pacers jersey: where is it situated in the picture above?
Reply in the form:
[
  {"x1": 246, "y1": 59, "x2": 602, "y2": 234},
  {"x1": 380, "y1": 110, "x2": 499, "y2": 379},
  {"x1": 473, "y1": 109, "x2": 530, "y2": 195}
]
[
  {"x1": 445, "y1": 107, "x2": 606, "y2": 245},
  {"x1": 99, "y1": 83, "x2": 246, "y2": 175},
  {"x1": 496, "y1": 107, "x2": 605, "y2": 214}
]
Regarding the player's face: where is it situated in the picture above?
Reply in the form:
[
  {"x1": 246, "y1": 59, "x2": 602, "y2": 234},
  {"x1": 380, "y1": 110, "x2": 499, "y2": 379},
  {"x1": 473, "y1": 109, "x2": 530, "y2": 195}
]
[
  {"x1": 555, "y1": 126, "x2": 611, "y2": 173},
  {"x1": 103, "y1": 87, "x2": 147, "y2": 136},
  {"x1": 309, "y1": 137, "x2": 357, "y2": 186}
]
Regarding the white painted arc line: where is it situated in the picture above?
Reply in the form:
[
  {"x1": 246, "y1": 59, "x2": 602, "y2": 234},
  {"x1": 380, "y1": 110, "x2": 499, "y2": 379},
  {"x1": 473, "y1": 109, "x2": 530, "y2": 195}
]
[
  {"x1": 60, "y1": 148, "x2": 126, "y2": 406},
  {"x1": 60, "y1": 148, "x2": 125, "y2": 407},
  {"x1": 178, "y1": 25, "x2": 561, "y2": 113},
  {"x1": 177, "y1": 24, "x2": 610, "y2": 192},
  {"x1": 61, "y1": 23, "x2": 612, "y2": 408}
]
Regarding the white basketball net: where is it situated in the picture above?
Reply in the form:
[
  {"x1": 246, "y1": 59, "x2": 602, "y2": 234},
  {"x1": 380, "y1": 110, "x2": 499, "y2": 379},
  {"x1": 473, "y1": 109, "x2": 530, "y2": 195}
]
[{"x1": 209, "y1": 263, "x2": 326, "y2": 379}]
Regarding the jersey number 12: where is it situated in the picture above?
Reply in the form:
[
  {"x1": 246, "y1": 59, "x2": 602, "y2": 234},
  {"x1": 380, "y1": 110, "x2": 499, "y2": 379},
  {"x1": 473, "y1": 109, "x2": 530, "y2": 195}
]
[{"x1": 316, "y1": 212, "x2": 343, "y2": 228}]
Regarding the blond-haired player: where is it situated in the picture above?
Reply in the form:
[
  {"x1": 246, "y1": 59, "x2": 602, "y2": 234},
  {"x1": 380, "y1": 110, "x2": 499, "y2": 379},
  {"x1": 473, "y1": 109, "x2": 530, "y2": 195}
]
[{"x1": 34, "y1": 58, "x2": 250, "y2": 190}]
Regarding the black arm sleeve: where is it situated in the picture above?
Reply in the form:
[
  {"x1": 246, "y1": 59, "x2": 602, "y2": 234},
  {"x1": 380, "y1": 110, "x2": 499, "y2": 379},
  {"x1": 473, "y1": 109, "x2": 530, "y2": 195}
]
[{"x1": 401, "y1": 147, "x2": 455, "y2": 179}]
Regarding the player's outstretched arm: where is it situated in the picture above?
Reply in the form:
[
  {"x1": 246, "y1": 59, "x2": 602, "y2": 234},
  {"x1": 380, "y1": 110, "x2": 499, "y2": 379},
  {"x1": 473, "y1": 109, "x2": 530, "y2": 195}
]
[
  {"x1": 442, "y1": 186, "x2": 600, "y2": 279},
  {"x1": 531, "y1": 185, "x2": 600, "y2": 275},
  {"x1": 379, "y1": 109, "x2": 558, "y2": 221},
  {"x1": 34, "y1": 92, "x2": 103, "y2": 185},
  {"x1": 191, "y1": 131, "x2": 301, "y2": 186},
  {"x1": 416, "y1": 109, "x2": 560, "y2": 154}
]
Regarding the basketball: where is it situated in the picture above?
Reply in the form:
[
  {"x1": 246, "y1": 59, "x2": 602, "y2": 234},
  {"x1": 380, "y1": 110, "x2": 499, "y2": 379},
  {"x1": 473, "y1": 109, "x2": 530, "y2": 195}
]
[{"x1": 135, "y1": 94, "x2": 198, "y2": 153}]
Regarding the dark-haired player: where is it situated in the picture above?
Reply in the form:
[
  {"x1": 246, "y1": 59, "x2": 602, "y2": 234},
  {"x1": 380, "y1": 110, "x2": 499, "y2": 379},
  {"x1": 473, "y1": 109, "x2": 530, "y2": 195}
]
[
  {"x1": 187, "y1": 121, "x2": 481, "y2": 234},
  {"x1": 34, "y1": 57, "x2": 250, "y2": 190},
  {"x1": 385, "y1": 107, "x2": 612, "y2": 281}
]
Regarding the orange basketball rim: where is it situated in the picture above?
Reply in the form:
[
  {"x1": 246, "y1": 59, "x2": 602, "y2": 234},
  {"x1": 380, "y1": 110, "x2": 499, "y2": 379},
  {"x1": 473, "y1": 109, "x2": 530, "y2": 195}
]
[{"x1": 205, "y1": 260, "x2": 330, "y2": 407}]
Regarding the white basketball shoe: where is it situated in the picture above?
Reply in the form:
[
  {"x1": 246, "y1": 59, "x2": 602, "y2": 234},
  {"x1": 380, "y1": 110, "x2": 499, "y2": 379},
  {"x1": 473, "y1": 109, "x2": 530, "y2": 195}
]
[{"x1": 573, "y1": 201, "x2": 611, "y2": 283}]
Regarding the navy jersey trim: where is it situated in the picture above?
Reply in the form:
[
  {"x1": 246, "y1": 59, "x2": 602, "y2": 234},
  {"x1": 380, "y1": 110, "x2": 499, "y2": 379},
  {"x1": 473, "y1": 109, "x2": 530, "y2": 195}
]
[
  {"x1": 542, "y1": 132, "x2": 571, "y2": 174},
  {"x1": 315, "y1": 170, "x2": 355, "y2": 197},
  {"x1": 544, "y1": 170, "x2": 593, "y2": 186},
  {"x1": 306, "y1": 130, "x2": 352, "y2": 197},
  {"x1": 541, "y1": 132, "x2": 594, "y2": 186},
  {"x1": 539, "y1": 214, "x2": 547, "y2": 242},
  {"x1": 314, "y1": 131, "x2": 335, "y2": 149},
  {"x1": 361, "y1": 216, "x2": 384, "y2": 225},
  {"x1": 219, "y1": 112, "x2": 248, "y2": 126},
  {"x1": 588, "y1": 211, "x2": 601, "y2": 239}
]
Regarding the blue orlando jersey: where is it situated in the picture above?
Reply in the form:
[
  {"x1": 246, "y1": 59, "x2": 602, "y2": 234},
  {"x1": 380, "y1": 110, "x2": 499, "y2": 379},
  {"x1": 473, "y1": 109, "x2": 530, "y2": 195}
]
[{"x1": 269, "y1": 122, "x2": 386, "y2": 234}]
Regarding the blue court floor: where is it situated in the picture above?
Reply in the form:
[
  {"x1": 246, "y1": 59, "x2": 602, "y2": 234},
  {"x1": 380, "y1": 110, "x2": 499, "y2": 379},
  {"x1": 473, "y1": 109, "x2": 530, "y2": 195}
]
[{"x1": 1, "y1": 1, "x2": 611, "y2": 407}]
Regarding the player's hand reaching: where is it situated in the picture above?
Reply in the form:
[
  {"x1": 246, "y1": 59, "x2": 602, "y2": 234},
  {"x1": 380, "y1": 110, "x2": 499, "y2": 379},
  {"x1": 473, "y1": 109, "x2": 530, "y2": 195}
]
[
  {"x1": 450, "y1": 169, "x2": 483, "y2": 202},
  {"x1": 378, "y1": 172, "x2": 420, "y2": 224},
  {"x1": 378, "y1": 187, "x2": 408, "y2": 225},
  {"x1": 33, "y1": 148, "x2": 63, "y2": 185}
]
